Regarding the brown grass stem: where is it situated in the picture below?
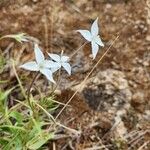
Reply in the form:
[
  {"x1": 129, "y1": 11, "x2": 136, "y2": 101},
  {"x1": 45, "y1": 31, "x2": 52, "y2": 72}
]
[{"x1": 55, "y1": 35, "x2": 119, "y2": 120}]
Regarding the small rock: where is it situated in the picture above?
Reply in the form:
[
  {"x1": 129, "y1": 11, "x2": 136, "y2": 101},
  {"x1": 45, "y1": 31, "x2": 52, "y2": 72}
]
[
  {"x1": 106, "y1": 3, "x2": 112, "y2": 9},
  {"x1": 112, "y1": 17, "x2": 117, "y2": 22},
  {"x1": 143, "y1": 110, "x2": 150, "y2": 120},
  {"x1": 131, "y1": 92, "x2": 145, "y2": 113},
  {"x1": 32, "y1": 0, "x2": 38, "y2": 2},
  {"x1": 146, "y1": 35, "x2": 150, "y2": 41},
  {"x1": 98, "y1": 118, "x2": 112, "y2": 131},
  {"x1": 132, "y1": 92, "x2": 145, "y2": 104},
  {"x1": 122, "y1": 19, "x2": 127, "y2": 24},
  {"x1": 114, "y1": 119, "x2": 127, "y2": 139},
  {"x1": 143, "y1": 61, "x2": 149, "y2": 66}
]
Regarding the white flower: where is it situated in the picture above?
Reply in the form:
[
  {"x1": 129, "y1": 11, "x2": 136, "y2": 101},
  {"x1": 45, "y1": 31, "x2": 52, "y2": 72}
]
[
  {"x1": 77, "y1": 18, "x2": 104, "y2": 59},
  {"x1": 20, "y1": 44, "x2": 57, "y2": 83},
  {"x1": 48, "y1": 53, "x2": 71, "y2": 75}
]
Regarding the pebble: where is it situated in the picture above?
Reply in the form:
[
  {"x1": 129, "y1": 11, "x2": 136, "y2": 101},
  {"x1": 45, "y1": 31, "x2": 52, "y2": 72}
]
[
  {"x1": 146, "y1": 35, "x2": 150, "y2": 41},
  {"x1": 132, "y1": 92, "x2": 145, "y2": 104},
  {"x1": 32, "y1": 0, "x2": 38, "y2": 2},
  {"x1": 105, "y1": 3, "x2": 112, "y2": 9},
  {"x1": 131, "y1": 92, "x2": 145, "y2": 113},
  {"x1": 112, "y1": 17, "x2": 117, "y2": 22},
  {"x1": 143, "y1": 61, "x2": 149, "y2": 66}
]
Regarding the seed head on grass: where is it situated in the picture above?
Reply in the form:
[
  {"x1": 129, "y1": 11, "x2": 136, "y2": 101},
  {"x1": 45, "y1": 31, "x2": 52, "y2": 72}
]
[{"x1": 1, "y1": 33, "x2": 29, "y2": 43}]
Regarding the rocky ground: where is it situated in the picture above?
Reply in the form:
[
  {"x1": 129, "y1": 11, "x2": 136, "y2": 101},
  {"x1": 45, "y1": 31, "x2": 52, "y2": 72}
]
[{"x1": 0, "y1": 0, "x2": 150, "y2": 149}]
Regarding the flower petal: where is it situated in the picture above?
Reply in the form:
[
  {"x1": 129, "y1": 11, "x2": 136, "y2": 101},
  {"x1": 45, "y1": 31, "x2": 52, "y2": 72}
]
[
  {"x1": 91, "y1": 18, "x2": 99, "y2": 36},
  {"x1": 51, "y1": 65, "x2": 60, "y2": 73},
  {"x1": 61, "y1": 56, "x2": 69, "y2": 62},
  {"x1": 94, "y1": 36, "x2": 104, "y2": 47},
  {"x1": 44, "y1": 60, "x2": 59, "y2": 68},
  {"x1": 62, "y1": 62, "x2": 71, "y2": 75},
  {"x1": 77, "y1": 30, "x2": 92, "y2": 41},
  {"x1": 34, "y1": 44, "x2": 45, "y2": 64},
  {"x1": 91, "y1": 41, "x2": 99, "y2": 59},
  {"x1": 44, "y1": 60, "x2": 60, "y2": 73},
  {"x1": 48, "y1": 53, "x2": 61, "y2": 62},
  {"x1": 40, "y1": 68, "x2": 55, "y2": 83},
  {"x1": 20, "y1": 61, "x2": 39, "y2": 71}
]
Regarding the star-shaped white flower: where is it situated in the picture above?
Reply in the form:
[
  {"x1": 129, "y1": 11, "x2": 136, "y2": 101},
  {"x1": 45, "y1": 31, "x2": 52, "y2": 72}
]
[
  {"x1": 20, "y1": 44, "x2": 57, "y2": 83},
  {"x1": 48, "y1": 53, "x2": 71, "y2": 75},
  {"x1": 77, "y1": 18, "x2": 104, "y2": 59}
]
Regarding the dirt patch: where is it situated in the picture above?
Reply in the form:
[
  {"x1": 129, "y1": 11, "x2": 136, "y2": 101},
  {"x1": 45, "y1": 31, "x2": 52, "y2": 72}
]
[{"x1": 0, "y1": 0, "x2": 150, "y2": 149}]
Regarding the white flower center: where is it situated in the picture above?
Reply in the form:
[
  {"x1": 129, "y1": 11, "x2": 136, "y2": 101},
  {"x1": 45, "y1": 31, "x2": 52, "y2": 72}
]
[
  {"x1": 59, "y1": 59, "x2": 63, "y2": 65},
  {"x1": 39, "y1": 63, "x2": 44, "y2": 69},
  {"x1": 92, "y1": 35, "x2": 98, "y2": 42}
]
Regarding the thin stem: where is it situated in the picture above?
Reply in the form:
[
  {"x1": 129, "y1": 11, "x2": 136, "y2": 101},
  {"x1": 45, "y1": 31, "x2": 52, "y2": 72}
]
[
  {"x1": 55, "y1": 35, "x2": 119, "y2": 120},
  {"x1": 50, "y1": 68, "x2": 61, "y2": 95},
  {"x1": 0, "y1": 36, "x2": 12, "y2": 41},
  {"x1": 56, "y1": 122, "x2": 81, "y2": 135},
  {"x1": 50, "y1": 0, "x2": 54, "y2": 53},
  {"x1": 34, "y1": 102, "x2": 56, "y2": 123},
  {"x1": 27, "y1": 72, "x2": 39, "y2": 109},
  {"x1": 44, "y1": 11, "x2": 49, "y2": 52},
  {"x1": 12, "y1": 60, "x2": 26, "y2": 99},
  {"x1": 69, "y1": 41, "x2": 88, "y2": 59}
]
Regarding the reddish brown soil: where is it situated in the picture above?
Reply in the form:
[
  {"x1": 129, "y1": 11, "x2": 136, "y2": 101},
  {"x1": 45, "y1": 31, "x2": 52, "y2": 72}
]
[{"x1": 0, "y1": 0, "x2": 150, "y2": 149}]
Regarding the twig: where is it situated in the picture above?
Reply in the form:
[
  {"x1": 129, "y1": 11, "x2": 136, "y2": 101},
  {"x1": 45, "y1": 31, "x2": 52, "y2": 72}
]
[
  {"x1": 56, "y1": 122, "x2": 81, "y2": 136},
  {"x1": 70, "y1": 41, "x2": 88, "y2": 59},
  {"x1": 83, "y1": 144, "x2": 113, "y2": 150},
  {"x1": 34, "y1": 101, "x2": 56, "y2": 123},
  {"x1": 128, "y1": 130, "x2": 147, "y2": 145},
  {"x1": 137, "y1": 141, "x2": 150, "y2": 150},
  {"x1": 52, "y1": 142, "x2": 56, "y2": 150},
  {"x1": 50, "y1": 0, "x2": 54, "y2": 53},
  {"x1": 44, "y1": 11, "x2": 49, "y2": 52}
]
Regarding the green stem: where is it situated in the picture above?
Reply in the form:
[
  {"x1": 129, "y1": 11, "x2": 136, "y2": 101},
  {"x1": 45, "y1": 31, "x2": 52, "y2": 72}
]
[{"x1": 27, "y1": 72, "x2": 39, "y2": 110}]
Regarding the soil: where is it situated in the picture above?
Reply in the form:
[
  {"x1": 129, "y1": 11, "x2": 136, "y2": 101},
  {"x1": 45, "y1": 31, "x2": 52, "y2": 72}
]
[{"x1": 0, "y1": 0, "x2": 150, "y2": 149}]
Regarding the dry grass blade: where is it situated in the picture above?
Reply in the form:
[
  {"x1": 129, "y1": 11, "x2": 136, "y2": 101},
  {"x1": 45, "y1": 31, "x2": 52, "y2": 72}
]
[
  {"x1": 34, "y1": 101, "x2": 56, "y2": 123},
  {"x1": 56, "y1": 122, "x2": 81, "y2": 136},
  {"x1": 137, "y1": 141, "x2": 150, "y2": 150},
  {"x1": 70, "y1": 41, "x2": 88, "y2": 59},
  {"x1": 44, "y1": 11, "x2": 49, "y2": 52},
  {"x1": 55, "y1": 35, "x2": 119, "y2": 120},
  {"x1": 83, "y1": 144, "x2": 112, "y2": 150},
  {"x1": 12, "y1": 60, "x2": 26, "y2": 99}
]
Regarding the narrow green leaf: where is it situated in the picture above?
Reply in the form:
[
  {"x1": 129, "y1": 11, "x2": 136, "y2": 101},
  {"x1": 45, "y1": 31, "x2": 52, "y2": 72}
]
[
  {"x1": 9, "y1": 111, "x2": 23, "y2": 124},
  {"x1": 26, "y1": 132, "x2": 54, "y2": 150},
  {"x1": 0, "y1": 125, "x2": 26, "y2": 132}
]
